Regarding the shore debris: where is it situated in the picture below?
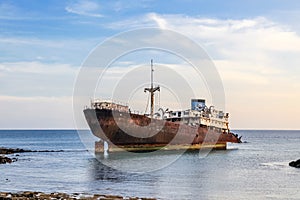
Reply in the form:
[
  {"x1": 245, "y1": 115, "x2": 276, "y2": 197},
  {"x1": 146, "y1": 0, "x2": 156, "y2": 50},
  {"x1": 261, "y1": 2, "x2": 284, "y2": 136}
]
[{"x1": 0, "y1": 191, "x2": 157, "y2": 200}]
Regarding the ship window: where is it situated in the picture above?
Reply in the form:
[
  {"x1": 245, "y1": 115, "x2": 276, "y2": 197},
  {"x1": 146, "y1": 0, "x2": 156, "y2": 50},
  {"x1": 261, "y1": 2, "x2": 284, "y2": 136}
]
[{"x1": 178, "y1": 112, "x2": 181, "y2": 117}]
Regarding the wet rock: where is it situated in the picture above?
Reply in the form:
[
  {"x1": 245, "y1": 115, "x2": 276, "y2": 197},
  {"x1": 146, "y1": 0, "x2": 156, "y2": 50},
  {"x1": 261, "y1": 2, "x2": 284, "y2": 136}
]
[
  {"x1": 0, "y1": 147, "x2": 28, "y2": 154},
  {"x1": 289, "y1": 159, "x2": 300, "y2": 168},
  {"x1": 0, "y1": 156, "x2": 13, "y2": 164},
  {"x1": 0, "y1": 191, "x2": 157, "y2": 200},
  {"x1": 101, "y1": 194, "x2": 124, "y2": 199}
]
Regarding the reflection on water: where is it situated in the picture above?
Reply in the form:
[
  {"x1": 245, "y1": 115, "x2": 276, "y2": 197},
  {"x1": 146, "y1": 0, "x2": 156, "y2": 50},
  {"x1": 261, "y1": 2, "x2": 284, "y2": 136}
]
[
  {"x1": 94, "y1": 149, "x2": 188, "y2": 173},
  {"x1": 88, "y1": 158, "x2": 128, "y2": 182},
  {"x1": 87, "y1": 150, "x2": 245, "y2": 199}
]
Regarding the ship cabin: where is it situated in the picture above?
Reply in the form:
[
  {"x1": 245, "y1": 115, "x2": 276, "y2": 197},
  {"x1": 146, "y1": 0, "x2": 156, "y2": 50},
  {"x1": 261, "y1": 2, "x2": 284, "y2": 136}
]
[
  {"x1": 91, "y1": 100, "x2": 129, "y2": 112},
  {"x1": 163, "y1": 99, "x2": 230, "y2": 134}
]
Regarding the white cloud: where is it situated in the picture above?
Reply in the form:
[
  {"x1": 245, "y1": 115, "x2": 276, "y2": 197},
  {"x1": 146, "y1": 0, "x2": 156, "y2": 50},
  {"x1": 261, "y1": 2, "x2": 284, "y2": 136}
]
[
  {"x1": 0, "y1": 61, "x2": 81, "y2": 129},
  {"x1": 106, "y1": 13, "x2": 300, "y2": 129},
  {"x1": 65, "y1": 0, "x2": 103, "y2": 18},
  {"x1": 0, "y1": 36, "x2": 100, "y2": 64},
  {"x1": 0, "y1": 37, "x2": 64, "y2": 47},
  {"x1": 0, "y1": 61, "x2": 77, "y2": 74},
  {"x1": 147, "y1": 13, "x2": 168, "y2": 29},
  {"x1": 109, "y1": 13, "x2": 300, "y2": 52},
  {"x1": 2, "y1": 12, "x2": 300, "y2": 129},
  {"x1": 0, "y1": 61, "x2": 78, "y2": 97}
]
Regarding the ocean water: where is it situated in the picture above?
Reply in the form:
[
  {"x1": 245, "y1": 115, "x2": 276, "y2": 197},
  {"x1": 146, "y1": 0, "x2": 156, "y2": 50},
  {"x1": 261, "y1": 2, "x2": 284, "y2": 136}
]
[{"x1": 0, "y1": 130, "x2": 299, "y2": 200}]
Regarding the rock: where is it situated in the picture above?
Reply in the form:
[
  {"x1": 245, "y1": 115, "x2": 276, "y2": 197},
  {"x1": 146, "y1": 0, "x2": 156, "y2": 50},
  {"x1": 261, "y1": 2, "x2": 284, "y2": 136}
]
[
  {"x1": 289, "y1": 159, "x2": 300, "y2": 168},
  {"x1": 0, "y1": 147, "x2": 66, "y2": 155},
  {"x1": 23, "y1": 191, "x2": 34, "y2": 198},
  {"x1": 0, "y1": 156, "x2": 13, "y2": 164},
  {"x1": 0, "y1": 191, "x2": 157, "y2": 200},
  {"x1": 0, "y1": 147, "x2": 28, "y2": 154},
  {"x1": 102, "y1": 194, "x2": 124, "y2": 199}
]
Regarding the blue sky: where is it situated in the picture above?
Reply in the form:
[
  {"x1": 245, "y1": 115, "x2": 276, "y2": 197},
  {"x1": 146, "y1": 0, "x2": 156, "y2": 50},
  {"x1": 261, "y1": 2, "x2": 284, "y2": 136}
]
[
  {"x1": 2, "y1": 0, "x2": 300, "y2": 41},
  {"x1": 1, "y1": 0, "x2": 300, "y2": 129}
]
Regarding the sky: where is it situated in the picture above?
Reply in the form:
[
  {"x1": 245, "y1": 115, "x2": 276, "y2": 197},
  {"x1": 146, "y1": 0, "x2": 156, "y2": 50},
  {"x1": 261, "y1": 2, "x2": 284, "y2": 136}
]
[{"x1": 1, "y1": 0, "x2": 300, "y2": 129}]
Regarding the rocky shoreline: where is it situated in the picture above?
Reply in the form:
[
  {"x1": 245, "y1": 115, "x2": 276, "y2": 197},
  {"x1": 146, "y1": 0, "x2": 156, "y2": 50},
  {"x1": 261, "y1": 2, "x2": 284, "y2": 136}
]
[
  {"x1": 0, "y1": 147, "x2": 64, "y2": 154},
  {"x1": 0, "y1": 191, "x2": 156, "y2": 200},
  {"x1": 0, "y1": 147, "x2": 23, "y2": 164},
  {"x1": 0, "y1": 156, "x2": 15, "y2": 164},
  {"x1": 1, "y1": 148, "x2": 157, "y2": 199},
  {"x1": 0, "y1": 147, "x2": 30, "y2": 154},
  {"x1": 0, "y1": 147, "x2": 65, "y2": 164}
]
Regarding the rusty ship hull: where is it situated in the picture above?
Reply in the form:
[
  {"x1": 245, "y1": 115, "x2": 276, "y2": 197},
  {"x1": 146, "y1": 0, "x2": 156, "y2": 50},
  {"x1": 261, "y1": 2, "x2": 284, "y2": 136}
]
[{"x1": 84, "y1": 108, "x2": 240, "y2": 152}]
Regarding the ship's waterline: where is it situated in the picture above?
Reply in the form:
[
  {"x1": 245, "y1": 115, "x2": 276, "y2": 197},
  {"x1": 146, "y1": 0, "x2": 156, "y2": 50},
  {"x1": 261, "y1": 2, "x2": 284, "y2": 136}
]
[{"x1": 95, "y1": 141, "x2": 227, "y2": 153}]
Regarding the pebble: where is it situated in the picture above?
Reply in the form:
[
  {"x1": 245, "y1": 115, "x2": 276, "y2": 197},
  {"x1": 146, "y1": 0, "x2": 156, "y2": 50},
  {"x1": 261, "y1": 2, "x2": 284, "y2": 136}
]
[{"x1": 0, "y1": 192, "x2": 157, "y2": 200}]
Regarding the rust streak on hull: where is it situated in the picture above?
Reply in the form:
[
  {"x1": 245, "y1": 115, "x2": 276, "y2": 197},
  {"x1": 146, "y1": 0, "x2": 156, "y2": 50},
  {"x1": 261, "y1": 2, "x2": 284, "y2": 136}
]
[{"x1": 84, "y1": 108, "x2": 240, "y2": 153}]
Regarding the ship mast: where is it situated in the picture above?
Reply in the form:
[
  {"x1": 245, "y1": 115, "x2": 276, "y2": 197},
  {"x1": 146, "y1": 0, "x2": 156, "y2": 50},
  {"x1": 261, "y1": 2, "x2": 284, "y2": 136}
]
[{"x1": 144, "y1": 59, "x2": 160, "y2": 118}]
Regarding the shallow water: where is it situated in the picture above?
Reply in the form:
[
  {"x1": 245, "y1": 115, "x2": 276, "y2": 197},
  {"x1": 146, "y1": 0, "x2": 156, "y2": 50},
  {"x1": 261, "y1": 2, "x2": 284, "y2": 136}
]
[{"x1": 0, "y1": 130, "x2": 299, "y2": 199}]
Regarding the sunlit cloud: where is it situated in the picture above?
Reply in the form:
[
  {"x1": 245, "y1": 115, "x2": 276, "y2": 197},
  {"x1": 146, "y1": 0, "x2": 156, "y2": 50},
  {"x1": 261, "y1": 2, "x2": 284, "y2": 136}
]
[
  {"x1": 105, "y1": 13, "x2": 300, "y2": 129},
  {"x1": 1, "y1": 6, "x2": 300, "y2": 129}
]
